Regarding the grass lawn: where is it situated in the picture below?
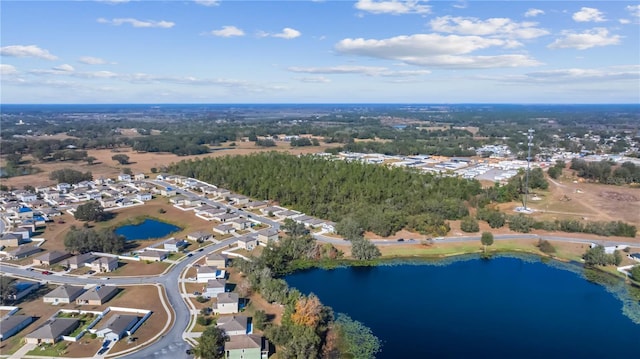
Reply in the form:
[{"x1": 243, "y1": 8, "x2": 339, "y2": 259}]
[{"x1": 26, "y1": 342, "x2": 71, "y2": 357}]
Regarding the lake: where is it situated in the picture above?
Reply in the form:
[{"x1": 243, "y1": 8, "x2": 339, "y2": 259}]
[
  {"x1": 114, "y1": 219, "x2": 181, "y2": 241},
  {"x1": 285, "y1": 256, "x2": 640, "y2": 358}
]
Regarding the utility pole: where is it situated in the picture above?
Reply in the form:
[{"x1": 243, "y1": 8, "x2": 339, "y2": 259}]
[{"x1": 523, "y1": 128, "x2": 534, "y2": 211}]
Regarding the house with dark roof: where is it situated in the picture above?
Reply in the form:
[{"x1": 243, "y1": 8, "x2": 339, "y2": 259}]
[
  {"x1": 186, "y1": 231, "x2": 212, "y2": 243},
  {"x1": 212, "y1": 292, "x2": 239, "y2": 314},
  {"x1": 6, "y1": 245, "x2": 42, "y2": 260},
  {"x1": 33, "y1": 251, "x2": 72, "y2": 267},
  {"x1": 0, "y1": 314, "x2": 33, "y2": 341},
  {"x1": 256, "y1": 228, "x2": 279, "y2": 243},
  {"x1": 137, "y1": 250, "x2": 167, "y2": 262},
  {"x1": 225, "y1": 334, "x2": 269, "y2": 359},
  {"x1": 24, "y1": 318, "x2": 79, "y2": 344},
  {"x1": 163, "y1": 238, "x2": 187, "y2": 252},
  {"x1": 236, "y1": 235, "x2": 258, "y2": 250},
  {"x1": 76, "y1": 285, "x2": 118, "y2": 306},
  {"x1": 95, "y1": 314, "x2": 139, "y2": 342},
  {"x1": 0, "y1": 233, "x2": 22, "y2": 247},
  {"x1": 43, "y1": 285, "x2": 85, "y2": 304},
  {"x1": 217, "y1": 315, "x2": 249, "y2": 336},
  {"x1": 213, "y1": 223, "x2": 235, "y2": 235}
]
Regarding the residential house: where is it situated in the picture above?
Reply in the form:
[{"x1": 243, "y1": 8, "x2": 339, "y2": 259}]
[
  {"x1": 43, "y1": 285, "x2": 85, "y2": 304},
  {"x1": 17, "y1": 192, "x2": 37, "y2": 203},
  {"x1": 24, "y1": 318, "x2": 79, "y2": 344},
  {"x1": 76, "y1": 285, "x2": 118, "y2": 306},
  {"x1": 169, "y1": 195, "x2": 188, "y2": 205},
  {"x1": 65, "y1": 253, "x2": 97, "y2": 270},
  {"x1": 256, "y1": 228, "x2": 279, "y2": 243},
  {"x1": 16, "y1": 206, "x2": 34, "y2": 220},
  {"x1": 228, "y1": 194, "x2": 249, "y2": 205},
  {"x1": 187, "y1": 231, "x2": 212, "y2": 243},
  {"x1": 134, "y1": 173, "x2": 146, "y2": 180},
  {"x1": 215, "y1": 213, "x2": 241, "y2": 223},
  {"x1": 56, "y1": 183, "x2": 71, "y2": 193},
  {"x1": 117, "y1": 174, "x2": 132, "y2": 182},
  {"x1": 216, "y1": 315, "x2": 249, "y2": 336},
  {"x1": 203, "y1": 278, "x2": 226, "y2": 298},
  {"x1": 322, "y1": 221, "x2": 336, "y2": 233},
  {"x1": 0, "y1": 315, "x2": 33, "y2": 341},
  {"x1": 33, "y1": 251, "x2": 72, "y2": 267},
  {"x1": 225, "y1": 334, "x2": 269, "y2": 359},
  {"x1": 100, "y1": 197, "x2": 118, "y2": 208},
  {"x1": 212, "y1": 292, "x2": 239, "y2": 314},
  {"x1": 275, "y1": 210, "x2": 301, "y2": 219},
  {"x1": 0, "y1": 233, "x2": 22, "y2": 247},
  {"x1": 197, "y1": 266, "x2": 226, "y2": 283},
  {"x1": 160, "y1": 187, "x2": 177, "y2": 197},
  {"x1": 163, "y1": 239, "x2": 187, "y2": 252},
  {"x1": 6, "y1": 245, "x2": 42, "y2": 260},
  {"x1": 138, "y1": 250, "x2": 167, "y2": 262},
  {"x1": 136, "y1": 192, "x2": 152, "y2": 201},
  {"x1": 8, "y1": 281, "x2": 40, "y2": 302},
  {"x1": 213, "y1": 224, "x2": 235, "y2": 235},
  {"x1": 260, "y1": 206, "x2": 285, "y2": 216},
  {"x1": 246, "y1": 201, "x2": 268, "y2": 209},
  {"x1": 214, "y1": 188, "x2": 231, "y2": 198},
  {"x1": 236, "y1": 235, "x2": 258, "y2": 250},
  {"x1": 205, "y1": 253, "x2": 228, "y2": 268},
  {"x1": 12, "y1": 226, "x2": 32, "y2": 240},
  {"x1": 229, "y1": 218, "x2": 252, "y2": 230},
  {"x1": 89, "y1": 257, "x2": 119, "y2": 273},
  {"x1": 94, "y1": 314, "x2": 139, "y2": 342}
]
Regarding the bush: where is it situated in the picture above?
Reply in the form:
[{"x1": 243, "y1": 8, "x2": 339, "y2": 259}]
[
  {"x1": 196, "y1": 296, "x2": 209, "y2": 303},
  {"x1": 196, "y1": 316, "x2": 211, "y2": 326},
  {"x1": 460, "y1": 217, "x2": 480, "y2": 233},
  {"x1": 631, "y1": 265, "x2": 640, "y2": 282},
  {"x1": 537, "y1": 239, "x2": 556, "y2": 254}
]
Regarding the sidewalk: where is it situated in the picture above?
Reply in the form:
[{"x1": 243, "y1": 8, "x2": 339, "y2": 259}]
[{"x1": 8, "y1": 343, "x2": 36, "y2": 359}]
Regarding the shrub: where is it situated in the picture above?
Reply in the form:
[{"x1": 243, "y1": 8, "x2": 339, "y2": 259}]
[
  {"x1": 537, "y1": 239, "x2": 556, "y2": 254},
  {"x1": 460, "y1": 217, "x2": 480, "y2": 233}
]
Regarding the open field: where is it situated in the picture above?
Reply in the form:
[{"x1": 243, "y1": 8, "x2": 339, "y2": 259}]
[{"x1": 1, "y1": 141, "x2": 341, "y2": 189}]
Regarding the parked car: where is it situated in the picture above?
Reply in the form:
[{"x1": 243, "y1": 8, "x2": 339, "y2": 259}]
[
  {"x1": 397, "y1": 238, "x2": 404, "y2": 242},
  {"x1": 42, "y1": 271, "x2": 52, "y2": 275}
]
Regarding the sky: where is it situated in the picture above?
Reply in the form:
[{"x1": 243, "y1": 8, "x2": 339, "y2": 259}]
[{"x1": 1, "y1": 0, "x2": 639, "y2": 104}]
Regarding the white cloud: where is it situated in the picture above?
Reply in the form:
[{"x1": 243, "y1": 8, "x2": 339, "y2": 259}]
[
  {"x1": 619, "y1": 19, "x2": 631, "y2": 25},
  {"x1": 0, "y1": 45, "x2": 58, "y2": 60},
  {"x1": 493, "y1": 66, "x2": 640, "y2": 83},
  {"x1": 572, "y1": 7, "x2": 606, "y2": 22},
  {"x1": 210, "y1": 26, "x2": 245, "y2": 37},
  {"x1": 0, "y1": 64, "x2": 18, "y2": 76},
  {"x1": 548, "y1": 28, "x2": 621, "y2": 50},
  {"x1": 288, "y1": 65, "x2": 431, "y2": 77},
  {"x1": 294, "y1": 76, "x2": 331, "y2": 83},
  {"x1": 194, "y1": 0, "x2": 220, "y2": 6},
  {"x1": 52, "y1": 64, "x2": 74, "y2": 72},
  {"x1": 627, "y1": 5, "x2": 640, "y2": 17},
  {"x1": 79, "y1": 56, "x2": 108, "y2": 65},
  {"x1": 524, "y1": 8, "x2": 544, "y2": 18},
  {"x1": 273, "y1": 28, "x2": 301, "y2": 39},
  {"x1": 430, "y1": 16, "x2": 549, "y2": 39},
  {"x1": 354, "y1": 0, "x2": 431, "y2": 15},
  {"x1": 97, "y1": 17, "x2": 175, "y2": 28},
  {"x1": 334, "y1": 33, "x2": 541, "y2": 68}
]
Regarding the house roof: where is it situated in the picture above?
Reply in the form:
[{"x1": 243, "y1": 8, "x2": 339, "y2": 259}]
[
  {"x1": 98, "y1": 314, "x2": 139, "y2": 335},
  {"x1": 187, "y1": 230, "x2": 211, "y2": 239},
  {"x1": 0, "y1": 233, "x2": 22, "y2": 241},
  {"x1": 257, "y1": 228, "x2": 279, "y2": 237},
  {"x1": 206, "y1": 279, "x2": 226, "y2": 289},
  {"x1": 237, "y1": 235, "x2": 258, "y2": 243},
  {"x1": 8, "y1": 245, "x2": 41, "y2": 257},
  {"x1": 217, "y1": 315, "x2": 248, "y2": 333},
  {"x1": 225, "y1": 334, "x2": 263, "y2": 351},
  {"x1": 0, "y1": 315, "x2": 33, "y2": 336},
  {"x1": 206, "y1": 253, "x2": 227, "y2": 261},
  {"x1": 138, "y1": 250, "x2": 165, "y2": 258},
  {"x1": 35, "y1": 251, "x2": 70, "y2": 262},
  {"x1": 44, "y1": 285, "x2": 85, "y2": 300},
  {"x1": 216, "y1": 292, "x2": 239, "y2": 304},
  {"x1": 26, "y1": 318, "x2": 78, "y2": 340},
  {"x1": 214, "y1": 224, "x2": 234, "y2": 231},
  {"x1": 76, "y1": 285, "x2": 118, "y2": 302},
  {"x1": 67, "y1": 253, "x2": 97, "y2": 265},
  {"x1": 91, "y1": 256, "x2": 118, "y2": 266},
  {"x1": 198, "y1": 266, "x2": 218, "y2": 274}
]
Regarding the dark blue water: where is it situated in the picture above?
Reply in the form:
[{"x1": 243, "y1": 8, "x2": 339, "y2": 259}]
[
  {"x1": 285, "y1": 257, "x2": 640, "y2": 358},
  {"x1": 114, "y1": 219, "x2": 180, "y2": 241}
]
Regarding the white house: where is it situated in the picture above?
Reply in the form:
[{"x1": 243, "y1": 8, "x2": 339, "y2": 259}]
[
  {"x1": 203, "y1": 278, "x2": 226, "y2": 298},
  {"x1": 212, "y1": 292, "x2": 239, "y2": 314},
  {"x1": 197, "y1": 266, "x2": 226, "y2": 283}
]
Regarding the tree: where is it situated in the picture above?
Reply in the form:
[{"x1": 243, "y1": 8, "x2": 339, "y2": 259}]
[
  {"x1": 49, "y1": 168, "x2": 93, "y2": 184},
  {"x1": 0, "y1": 276, "x2": 17, "y2": 305},
  {"x1": 85, "y1": 156, "x2": 97, "y2": 165},
  {"x1": 74, "y1": 201, "x2": 106, "y2": 222},
  {"x1": 460, "y1": 216, "x2": 479, "y2": 233},
  {"x1": 193, "y1": 326, "x2": 228, "y2": 359},
  {"x1": 253, "y1": 310, "x2": 268, "y2": 330},
  {"x1": 122, "y1": 167, "x2": 133, "y2": 175},
  {"x1": 291, "y1": 294, "x2": 323, "y2": 327},
  {"x1": 537, "y1": 239, "x2": 556, "y2": 254},
  {"x1": 112, "y1": 154, "x2": 130, "y2": 165},
  {"x1": 480, "y1": 232, "x2": 494, "y2": 253},
  {"x1": 334, "y1": 313, "x2": 381, "y2": 359},
  {"x1": 351, "y1": 237, "x2": 380, "y2": 260}
]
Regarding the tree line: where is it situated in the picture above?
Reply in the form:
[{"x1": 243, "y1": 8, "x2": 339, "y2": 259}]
[{"x1": 168, "y1": 152, "x2": 482, "y2": 237}]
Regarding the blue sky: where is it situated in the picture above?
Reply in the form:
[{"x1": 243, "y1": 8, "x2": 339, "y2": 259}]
[{"x1": 1, "y1": 0, "x2": 639, "y2": 104}]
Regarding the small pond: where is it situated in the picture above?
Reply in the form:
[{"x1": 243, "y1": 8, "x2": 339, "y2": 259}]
[{"x1": 114, "y1": 219, "x2": 181, "y2": 241}]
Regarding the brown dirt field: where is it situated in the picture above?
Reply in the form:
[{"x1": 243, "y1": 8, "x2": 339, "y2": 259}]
[
  {"x1": 102, "y1": 260, "x2": 170, "y2": 277},
  {"x1": 2, "y1": 141, "x2": 340, "y2": 189}
]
